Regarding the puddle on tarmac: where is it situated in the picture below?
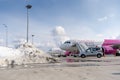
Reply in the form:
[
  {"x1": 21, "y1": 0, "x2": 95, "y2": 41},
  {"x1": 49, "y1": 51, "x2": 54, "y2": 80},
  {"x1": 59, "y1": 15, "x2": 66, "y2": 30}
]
[
  {"x1": 112, "y1": 73, "x2": 120, "y2": 75},
  {"x1": 60, "y1": 63, "x2": 100, "y2": 67},
  {"x1": 63, "y1": 59, "x2": 111, "y2": 63}
]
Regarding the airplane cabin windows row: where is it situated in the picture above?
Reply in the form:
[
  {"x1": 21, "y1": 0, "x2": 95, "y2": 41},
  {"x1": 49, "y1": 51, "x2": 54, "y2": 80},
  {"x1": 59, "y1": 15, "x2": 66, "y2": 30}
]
[{"x1": 64, "y1": 41, "x2": 71, "y2": 44}]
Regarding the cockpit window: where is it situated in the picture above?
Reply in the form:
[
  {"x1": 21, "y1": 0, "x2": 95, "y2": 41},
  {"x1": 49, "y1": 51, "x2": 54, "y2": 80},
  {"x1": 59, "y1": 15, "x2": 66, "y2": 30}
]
[{"x1": 64, "y1": 41, "x2": 71, "y2": 44}]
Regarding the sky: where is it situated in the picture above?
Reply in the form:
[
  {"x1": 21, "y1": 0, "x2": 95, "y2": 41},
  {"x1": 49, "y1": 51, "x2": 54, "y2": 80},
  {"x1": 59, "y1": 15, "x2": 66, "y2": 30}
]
[{"x1": 0, "y1": 0, "x2": 120, "y2": 50}]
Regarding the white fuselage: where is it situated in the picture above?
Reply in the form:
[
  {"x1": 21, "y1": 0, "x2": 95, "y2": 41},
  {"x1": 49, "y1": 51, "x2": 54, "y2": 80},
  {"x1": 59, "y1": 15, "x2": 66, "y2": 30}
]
[
  {"x1": 60, "y1": 40, "x2": 78, "y2": 52},
  {"x1": 60, "y1": 40, "x2": 101, "y2": 52}
]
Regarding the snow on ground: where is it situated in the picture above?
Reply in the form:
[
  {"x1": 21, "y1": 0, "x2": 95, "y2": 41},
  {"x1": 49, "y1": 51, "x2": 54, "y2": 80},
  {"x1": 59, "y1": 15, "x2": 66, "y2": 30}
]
[
  {"x1": 0, "y1": 46, "x2": 22, "y2": 66},
  {"x1": 0, "y1": 43, "x2": 57, "y2": 67}
]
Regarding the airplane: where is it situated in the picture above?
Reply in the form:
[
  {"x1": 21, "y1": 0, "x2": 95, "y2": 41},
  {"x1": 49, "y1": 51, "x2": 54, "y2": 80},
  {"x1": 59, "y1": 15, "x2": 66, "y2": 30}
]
[
  {"x1": 60, "y1": 39, "x2": 120, "y2": 56},
  {"x1": 60, "y1": 40, "x2": 100, "y2": 56},
  {"x1": 102, "y1": 39, "x2": 120, "y2": 56}
]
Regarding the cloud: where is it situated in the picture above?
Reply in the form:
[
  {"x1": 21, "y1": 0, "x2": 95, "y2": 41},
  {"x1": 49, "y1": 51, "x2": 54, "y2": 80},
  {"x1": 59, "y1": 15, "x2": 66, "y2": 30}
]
[
  {"x1": 96, "y1": 34, "x2": 104, "y2": 37},
  {"x1": 0, "y1": 39, "x2": 4, "y2": 45},
  {"x1": 52, "y1": 26, "x2": 66, "y2": 36},
  {"x1": 36, "y1": 41, "x2": 57, "y2": 51},
  {"x1": 72, "y1": 26, "x2": 96, "y2": 40},
  {"x1": 116, "y1": 35, "x2": 120, "y2": 39},
  {"x1": 101, "y1": 25, "x2": 120, "y2": 39},
  {"x1": 68, "y1": 26, "x2": 107, "y2": 41},
  {"x1": 12, "y1": 38, "x2": 26, "y2": 44},
  {"x1": 109, "y1": 14, "x2": 115, "y2": 18},
  {"x1": 11, "y1": 38, "x2": 27, "y2": 48},
  {"x1": 98, "y1": 16, "x2": 108, "y2": 21},
  {"x1": 97, "y1": 14, "x2": 115, "y2": 22},
  {"x1": 75, "y1": 26, "x2": 119, "y2": 41},
  {"x1": 52, "y1": 26, "x2": 70, "y2": 46}
]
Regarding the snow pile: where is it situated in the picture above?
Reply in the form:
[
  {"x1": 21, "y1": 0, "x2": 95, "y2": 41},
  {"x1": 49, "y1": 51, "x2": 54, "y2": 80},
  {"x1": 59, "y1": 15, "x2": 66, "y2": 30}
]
[
  {"x1": 0, "y1": 43, "x2": 57, "y2": 67},
  {"x1": 0, "y1": 46, "x2": 22, "y2": 66},
  {"x1": 18, "y1": 43, "x2": 56, "y2": 64},
  {"x1": 0, "y1": 46, "x2": 21, "y2": 58}
]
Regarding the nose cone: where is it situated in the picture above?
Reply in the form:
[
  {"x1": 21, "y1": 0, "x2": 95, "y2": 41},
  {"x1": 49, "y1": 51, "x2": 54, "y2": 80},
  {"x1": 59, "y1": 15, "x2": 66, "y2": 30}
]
[{"x1": 60, "y1": 44, "x2": 66, "y2": 50}]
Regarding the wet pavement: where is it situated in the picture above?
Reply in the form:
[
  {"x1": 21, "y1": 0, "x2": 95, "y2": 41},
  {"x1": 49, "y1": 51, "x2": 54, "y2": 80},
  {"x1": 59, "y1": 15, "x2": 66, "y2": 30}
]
[
  {"x1": 0, "y1": 56, "x2": 120, "y2": 80},
  {"x1": 0, "y1": 56, "x2": 120, "y2": 69},
  {"x1": 112, "y1": 73, "x2": 120, "y2": 75}
]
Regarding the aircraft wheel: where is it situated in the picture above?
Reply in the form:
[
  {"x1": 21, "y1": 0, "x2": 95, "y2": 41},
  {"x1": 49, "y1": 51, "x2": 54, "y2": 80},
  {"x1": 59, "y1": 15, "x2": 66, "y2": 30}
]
[
  {"x1": 58, "y1": 55, "x2": 61, "y2": 57},
  {"x1": 116, "y1": 53, "x2": 120, "y2": 56},
  {"x1": 74, "y1": 55, "x2": 77, "y2": 57},
  {"x1": 81, "y1": 54, "x2": 86, "y2": 58}
]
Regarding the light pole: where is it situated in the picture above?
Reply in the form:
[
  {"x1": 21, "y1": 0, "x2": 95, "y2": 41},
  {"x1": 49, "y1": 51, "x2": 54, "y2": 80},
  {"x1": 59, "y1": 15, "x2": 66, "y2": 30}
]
[
  {"x1": 26, "y1": 4, "x2": 32, "y2": 43},
  {"x1": 32, "y1": 34, "x2": 34, "y2": 44},
  {"x1": 3, "y1": 24, "x2": 8, "y2": 47}
]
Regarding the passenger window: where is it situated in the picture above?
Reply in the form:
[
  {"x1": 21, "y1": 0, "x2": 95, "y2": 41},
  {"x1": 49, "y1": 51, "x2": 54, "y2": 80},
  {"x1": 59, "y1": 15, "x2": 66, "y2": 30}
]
[{"x1": 64, "y1": 41, "x2": 70, "y2": 44}]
